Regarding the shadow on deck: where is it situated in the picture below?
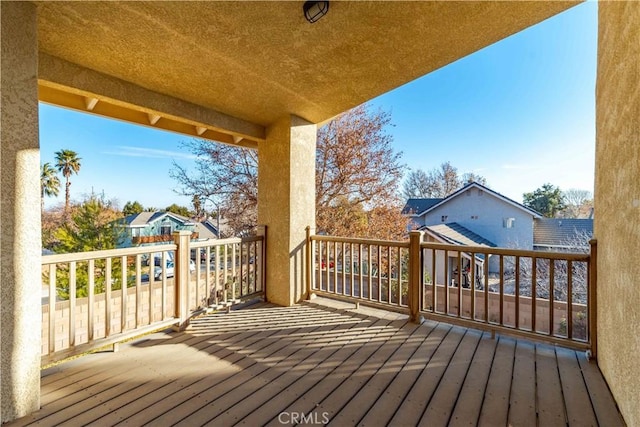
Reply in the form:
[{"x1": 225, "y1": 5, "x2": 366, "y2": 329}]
[{"x1": 9, "y1": 298, "x2": 624, "y2": 426}]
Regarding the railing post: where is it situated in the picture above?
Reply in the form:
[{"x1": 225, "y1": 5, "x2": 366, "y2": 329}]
[
  {"x1": 409, "y1": 231, "x2": 424, "y2": 323},
  {"x1": 589, "y1": 239, "x2": 598, "y2": 360},
  {"x1": 173, "y1": 230, "x2": 192, "y2": 331},
  {"x1": 306, "y1": 226, "x2": 315, "y2": 300},
  {"x1": 257, "y1": 225, "x2": 267, "y2": 299}
]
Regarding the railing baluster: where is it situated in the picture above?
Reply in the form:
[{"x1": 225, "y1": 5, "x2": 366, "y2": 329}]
[
  {"x1": 515, "y1": 255, "x2": 520, "y2": 330},
  {"x1": 336, "y1": 242, "x2": 344, "y2": 294},
  {"x1": 567, "y1": 260, "x2": 573, "y2": 339},
  {"x1": 395, "y1": 245, "x2": 401, "y2": 306},
  {"x1": 484, "y1": 257, "x2": 489, "y2": 324},
  {"x1": 48, "y1": 264, "x2": 56, "y2": 354},
  {"x1": 532, "y1": 257, "x2": 537, "y2": 333},
  {"x1": 457, "y1": 253, "x2": 462, "y2": 318},
  {"x1": 431, "y1": 249, "x2": 436, "y2": 313},
  {"x1": 149, "y1": 252, "x2": 155, "y2": 324},
  {"x1": 69, "y1": 261, "x2": 77, "y2": 347},
  {"x1": 106, "y1": 257, "x2": 112, "y2": 334},
  {"x1": 444, "y1": 250, "x2": 449, "y2": 315},
  {"x1": 358, "y1": 244, "x2": 363, "y2": 298},
  {"x1": 88, "y1": 259, "x2": 95, "y2": 342},
  {"x1": 377, "y1": 245, "x2": 382, "y2": 303},
  {"x1": 549, "y1": 260, "x2": 555, "y2": 336},
  {"x1": 368, "y1": 245, "x2": 372, "y2": 301},
  {"x1": 470, "y1": 252, "x2": 475, "y2": 320},
  {"x1": 350, "y1": 243, "x2": 355, "y2": 297},
  {"x1": 135, "y1": 254, "x2": 141, "y2": 328},
  {"x1": 121, "y1": 255, "x2": 127, "y2": 332},
  {"x1": 499, "y1": 255, "x2": 504, "y2": 325},
  {"x1": 161, "y1": 251, "x2": 167, "y2": 320}
]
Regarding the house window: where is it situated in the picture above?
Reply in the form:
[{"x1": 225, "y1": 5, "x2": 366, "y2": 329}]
[
  {"x1": 160, "y1": 224, "x2": 172, "y2": 235},
  {"x1": 503, "y1": 218, "x2": 515, "y2": 228},
  {"x1": 441, "y1": 215, "x2": 448, "y2": 222},
  {"x1": 478, "y1": 190, "x2": 484, "y2": 196},
  {"x1": 471, "y1": 215, "x2": 479, "y2": 220}
]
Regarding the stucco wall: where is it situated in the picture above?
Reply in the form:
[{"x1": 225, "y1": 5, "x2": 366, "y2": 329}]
[
  {"x1": 0, "y1": 2, "x2": 42, "y2": 421},
  {"x1": 595, "y1": 2, "x2": 640, "y2": 425}
]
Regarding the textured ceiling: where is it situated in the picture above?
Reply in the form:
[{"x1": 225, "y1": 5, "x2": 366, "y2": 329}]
[{"x1": 35, "y1": 1, "x2": 579, "y2": 133}]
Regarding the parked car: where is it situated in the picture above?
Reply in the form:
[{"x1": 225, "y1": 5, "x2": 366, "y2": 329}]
[{"x1": 154, "y1": 259, "x2": 196, "y2": 280}]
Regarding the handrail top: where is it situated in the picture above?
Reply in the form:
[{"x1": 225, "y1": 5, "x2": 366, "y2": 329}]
[
  {"x1": 419, "y1": 241, "x2": 590, "y2": 261},
  {"x1": 310, "y1": 233, "x2": 589, "y2": 261},
  {"x1": 42, "y1": 243, "x2": 178, "y2": 264},
  {"x1": 190, "y1": 235, "x2": 263, "y2": 248},
  {"x1": 311, "y1": 234, "x2": 410, "y2": 248}
]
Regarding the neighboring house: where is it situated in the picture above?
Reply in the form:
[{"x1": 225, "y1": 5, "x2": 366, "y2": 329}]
[
  {"x1": 119, "y1": 211, "x2": 221, "y2": 247},
  {"x1": 403, "y1": 181, "x2": 543, "y2": 276},
  {"x1": 403, "y1": 182, "x2": 595, "y2": 278},
  {"x1": 404, "y1": 182, "x2": 543, "y2": 249},
  {"x1": 533, "y1": 218, "x2": 593, "y2": 251}
]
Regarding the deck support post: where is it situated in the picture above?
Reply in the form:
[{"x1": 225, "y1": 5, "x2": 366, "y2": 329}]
[
  {"x1": 408, "y1": 231, "x2": 424, "y2": 323},
  {"x1": 257, "y1": 115, "x2": 316, "y2": 306},
  {"x1": 0, "y1": 2, "x2": 42, "y2": 422}
]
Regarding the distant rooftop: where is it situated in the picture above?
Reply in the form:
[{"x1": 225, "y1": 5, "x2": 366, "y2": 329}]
[
  {"x1": 401, "y1": 198, "x2": 443, "y2": 215},
  {"x1": 423, "y1": 222, "x2": 497, "y2": 248},
  {"x1": 534, "y1": 218, "x2": 593, "y2": 248}
]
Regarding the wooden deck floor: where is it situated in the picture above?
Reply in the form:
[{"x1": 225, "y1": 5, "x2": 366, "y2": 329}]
[{"x1": 10, "y1": 298, "x2": 624, "y2": 426}]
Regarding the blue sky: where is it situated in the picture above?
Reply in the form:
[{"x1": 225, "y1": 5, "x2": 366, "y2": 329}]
[{"x1": 40, "y1": 2, "x2": 597, "y2": 210}]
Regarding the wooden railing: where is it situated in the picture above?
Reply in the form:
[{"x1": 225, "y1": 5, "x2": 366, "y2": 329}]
[
  {"x1": 308, "y1": 229, "x2": 596, "y2": 356},
  {"x1": 40, "y1": 228, "x2": 266, "y2": 366}
]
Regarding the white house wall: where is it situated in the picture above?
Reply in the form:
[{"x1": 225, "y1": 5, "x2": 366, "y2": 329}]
[{"x1": 420, "y1": 187, "x2": 535, "y2": 249}]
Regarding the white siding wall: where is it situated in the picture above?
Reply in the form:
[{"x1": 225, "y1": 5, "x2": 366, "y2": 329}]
[{"x1": 419, "y1": 187, "x2": 535, "y2": 249}]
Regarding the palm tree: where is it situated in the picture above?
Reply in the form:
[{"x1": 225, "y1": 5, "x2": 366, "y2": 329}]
[
  {"x1": 40, "y1": 162, "x2": 61, "y2": 213},
  {"x1": 54, "y1": 149, "x2": 81, "y2": 213}
]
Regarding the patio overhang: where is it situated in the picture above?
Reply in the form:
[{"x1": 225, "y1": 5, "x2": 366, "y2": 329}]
[{"x1": 34, "y1": 1, "x2": 581, "y2": 143}]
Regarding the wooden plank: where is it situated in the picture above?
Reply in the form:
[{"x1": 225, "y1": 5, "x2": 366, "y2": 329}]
[
  {"x1": 308, "y1": 322, "x2": 423, "y2": 425},
  {"x1": 248, "y1": 318, "x2": 402, "y2": 427},
  {"x1": 387, "y1": 325, "x2": 467, "y2": 426},
  {"x1": 507, "y1": 340, "x2": 537, "y2": 426},
  {"x1": 577, "y1": 353, "x2": 625, "y2": 426},
  {"x1": 37, "y1": 304, "x2": 310, "y2": 422},
  {"x1": 32, "y1": 319, "x2": 283, "y2": 425},
  {"x1": 556, "y1": 346, "x2": 598, "y2": 426},
  {"x1": 75, "y1": 311, "x2": 359, "y2": 426},
  {"x1": 535, "y1": 343, "x2": 567, "y2": 427},
  {"x1": 127, "y1": 310, "x2": 382, "y2": 426},
  {"x1": 218, "y1": 318, "x2": 416, "y2": 426},
  {"x1": 477, "y1": 336, "x2": 516, "y2": 427},
  {"x1": 448, "y1": 332, "x2": 498, "y2": 427},
  {"x1": 357, "y1": 322, "x2": 450, "y2": 427},
  {"x1": 419, "y1": 328, "x2": 483, "y2": 426},
  {"x1": 169, "y1": 314, "x2": 383, "y2": 426}
]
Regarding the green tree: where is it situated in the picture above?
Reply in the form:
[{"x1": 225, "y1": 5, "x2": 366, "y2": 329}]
[
  {"x1": 54, "y1": 194, "x2": 124, "y2": 253},
  {"x1": 165, "y1": 203, "x2": 192, "y2": 217},
  {"x1": 40, "y1": 162, "x2": 61, "y2": 213},
  {"x1": 523, "y1": 183, "x2": 567, "y2": 218},
  {"x1": 51, "y1": 194, "x2": 127, "y2": 299},
  {"x1": 54, "y1": 149, "x2": 82, "y2": 213},
  {"x1": 123, "y1": 200, "x2": 145, "y2": 216}
]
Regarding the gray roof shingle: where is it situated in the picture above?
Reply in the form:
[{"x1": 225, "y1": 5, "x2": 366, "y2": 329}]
[
  {"x1": 534, "y1": 218, "x2": 593, "y2": 248},
  {"x1": 423, "y1": 222, "x2": 496, "y2": 247},
  {"x1": 401, "y1": 198, "x2": 443, "y2": 215}
]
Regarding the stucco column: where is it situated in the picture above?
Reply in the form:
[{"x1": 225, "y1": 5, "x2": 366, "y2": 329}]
[
  {"x1": 595, "y1": 3, "x2": 640, "y2": 426},
  {"x1": 0, "y1": 1, "x2": 42, "y2": 422},
  {"x1": 258, "y1": 115, "x2": 316, "y2": 306}
]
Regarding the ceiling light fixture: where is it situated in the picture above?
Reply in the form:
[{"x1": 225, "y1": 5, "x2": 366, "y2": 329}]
[{"x1": 303, "y1": 1, "x2": 329, "y2": 23}]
